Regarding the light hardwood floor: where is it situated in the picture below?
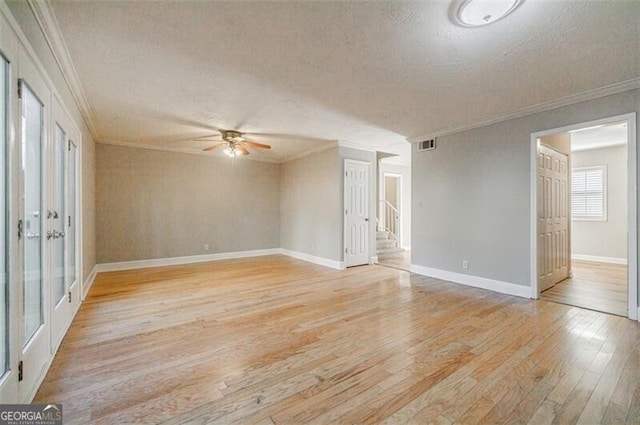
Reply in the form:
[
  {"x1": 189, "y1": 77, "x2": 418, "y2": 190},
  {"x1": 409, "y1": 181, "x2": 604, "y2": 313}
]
[
  {"x1": 378, "y1": 250, "x2": 411, "y2": 272},
  {"x1": 35, "y1": 255, "x2": 640, "y2": 424},
  {"x1": 541, "y1": 260, "x2": 628, "y2": 317}
]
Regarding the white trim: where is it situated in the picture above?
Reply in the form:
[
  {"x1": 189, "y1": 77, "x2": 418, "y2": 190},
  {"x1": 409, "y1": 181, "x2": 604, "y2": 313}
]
[
  {"x1": 97, "y1": 139, "x2": 281, "y2": 164},
  {"x1": 27, "y1": 0, "x2": 98, "y2": 139},
  {"x1": 530, "y1": 113, "x2": 638, "y2": 321},
  {"x1": 82, "y1": 265, "x2": 98, "y2": 300},
  {"x1": 280, "y1": 249, "x2": 345, "y2": 270},
  {"x1": 571, "y1": 254, "x2": 628, "y2": 265},
  {"x1": 408, "y1": 78, "x2": 640, "y2": 144},
  {"x1": 95, "y1": 249, "x2": 281, "y2": 273},
  {"x1": 281, "y1": 142, "x2": 338, "y2": 163},
  {"x1": 338, "y1": 140, "x2": 377, "y2": 152},
  {"x1": 410, "y1": 264, "x2": 531, "y2": 299},
  {"x1": 371, "y1": 255, "x2": 379, "y2": 264}
]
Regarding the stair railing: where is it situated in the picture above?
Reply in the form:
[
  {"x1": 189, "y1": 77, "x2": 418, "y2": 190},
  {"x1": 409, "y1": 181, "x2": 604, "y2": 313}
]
[{"x1": 378, "y1": 200, "x2": 400, "y2": 243}]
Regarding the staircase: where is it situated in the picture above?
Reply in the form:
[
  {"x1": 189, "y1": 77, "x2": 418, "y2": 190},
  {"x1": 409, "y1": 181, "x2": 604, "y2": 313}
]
[{"x1": 376, "y1": 230, "x2": 404, "y2": 260}]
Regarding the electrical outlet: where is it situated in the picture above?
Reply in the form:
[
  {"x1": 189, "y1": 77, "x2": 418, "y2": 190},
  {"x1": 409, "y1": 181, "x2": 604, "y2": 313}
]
[
  {"x1": 204, "y1": 244, "x2": 209, "y2": 251},
  {"x1": 462, "y1": 260, "x2": 469, "y2": 269}
]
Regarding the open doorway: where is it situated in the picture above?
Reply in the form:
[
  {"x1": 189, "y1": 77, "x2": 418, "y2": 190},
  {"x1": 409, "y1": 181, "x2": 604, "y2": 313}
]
[
  {"x1": 532, "y1": 114, "x2": 637, "y2": 318},
  {"x1": 376, "y1": 160, "x2": 411, "y2": 271}
]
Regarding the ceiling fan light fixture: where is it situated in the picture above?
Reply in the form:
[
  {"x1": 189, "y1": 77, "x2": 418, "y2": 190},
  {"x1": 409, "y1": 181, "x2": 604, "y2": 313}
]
[
  {"x1": 223, "y1": 145, "x2": 241, "y2": 158},
  {"x1": 455, "y1": 0, "x2": 523, "y2": 27}
]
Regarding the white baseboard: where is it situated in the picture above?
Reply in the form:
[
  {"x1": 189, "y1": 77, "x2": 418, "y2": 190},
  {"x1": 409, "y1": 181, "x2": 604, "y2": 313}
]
[
  {"x1": 82, "y1": 265, "x2": 98, "y2": 300},
  {"x1": 96, "y1": 248, "x2": 281, "y2": 272},
  {"x1": 410, "y1": 264, "x2": 531, "y2": 299},
  {"x1": 572, "y1": 254, "x2": 628, "y2": 265},
  {"x1": 371, "y1": 256, "x2": 379, "y2": 264},
  {"x1": 279, "y1": 249, "x2": 345, "y2": 270}
]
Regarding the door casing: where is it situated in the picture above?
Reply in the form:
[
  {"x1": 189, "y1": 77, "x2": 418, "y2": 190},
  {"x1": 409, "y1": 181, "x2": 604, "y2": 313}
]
[{"x1": 529, "y1": 113, "x2": 638, "y2": 320}]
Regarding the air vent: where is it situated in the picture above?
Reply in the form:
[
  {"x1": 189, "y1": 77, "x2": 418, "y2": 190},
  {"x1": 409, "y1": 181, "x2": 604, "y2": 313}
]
[{"x1": 417, "y1": 138, "x2": 436, "y2": 152}]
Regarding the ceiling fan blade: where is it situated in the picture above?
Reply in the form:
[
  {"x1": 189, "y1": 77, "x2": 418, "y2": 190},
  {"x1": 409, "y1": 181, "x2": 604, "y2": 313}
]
[
  {"x1": 236, "y1": 144, "x2": 250, "y2": 155},
  {"x1": 194, "y1": 134, "x2": 222, "y2": 141},
  {"x1": 241, "y1": 140, "x2": 272, "y2": 149},
  {"x1": 203, "y1": 143, "x2": 225, "y2": 152}
]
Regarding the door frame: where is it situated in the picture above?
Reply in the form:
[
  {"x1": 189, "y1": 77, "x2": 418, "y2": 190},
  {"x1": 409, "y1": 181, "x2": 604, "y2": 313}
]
[
  {"x1": 380, "y1": 172, "x2": 402, "y2": 247},
  {"x1": 344, "y1": 159, "x2": 372, "y2": 267},
  {"x1": 529, "y1": 112, "x2": 638, "y2": 320}
]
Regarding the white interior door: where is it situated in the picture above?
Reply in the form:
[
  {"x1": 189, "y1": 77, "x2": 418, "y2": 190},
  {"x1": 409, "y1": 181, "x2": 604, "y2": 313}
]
[
  {"x1": 345, "y1": 160, "x2": 370, "y2": 267},
  {"x1": 538, "y1": 143, "x2": 570, "y2": 292},
  {"x1": 18, "y1": 53, "x2": 50, "y2": 402}
]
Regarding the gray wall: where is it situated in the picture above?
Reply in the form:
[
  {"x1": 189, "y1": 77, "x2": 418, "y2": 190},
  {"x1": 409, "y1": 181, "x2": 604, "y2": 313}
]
[
  {"x1": 96, "y1": 144, "x2": 280, "y2": 263},
  {"x1": 572, "y1": 144, "x2": 628, "y2": 260},
  {"x1": 412, "y1": 89, "x2": 639, "y2": 288},
  {"x1": 7, "y1": 1, "x2": 97, "y2": 282},
  {"x1": 379, "y1": 162, "x2": 411, "y2": 249},
  {"x1": 280, "y1": 147, "x2": 342, "y2": 261}
]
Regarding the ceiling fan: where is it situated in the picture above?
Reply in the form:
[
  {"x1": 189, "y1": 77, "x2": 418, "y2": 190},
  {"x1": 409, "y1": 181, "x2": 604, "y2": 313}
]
[{"x1": 198, "y1": 130, "x2": 271, "y2": 157}]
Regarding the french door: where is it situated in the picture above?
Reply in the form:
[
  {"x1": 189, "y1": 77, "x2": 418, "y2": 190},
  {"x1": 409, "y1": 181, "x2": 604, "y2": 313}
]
[
  {"x1": 50, "y1": 99, "x2": 80, "y2": 350},
  {"x1": 18, "y1": 51, "x2": 50, "y2": 402},
  {"x1": 17, "y1": 55, "x2": 80, "y2": 402}
]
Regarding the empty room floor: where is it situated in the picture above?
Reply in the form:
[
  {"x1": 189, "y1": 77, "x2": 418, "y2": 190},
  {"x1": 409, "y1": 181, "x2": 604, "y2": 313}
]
[
  {"x1": 378, "y1": 250, "x2": 411, "y2": 272},
  {"x1": 36, "y1": 256, "x2": 640, "y2": 424},
  {"x1": 541, "y1": 260, "x2": 627, "y2": 317}
]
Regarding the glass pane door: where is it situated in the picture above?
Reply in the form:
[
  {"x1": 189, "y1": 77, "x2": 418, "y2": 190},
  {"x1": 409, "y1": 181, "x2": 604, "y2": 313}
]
[
  {"x1": 0, "y1": 56, "x2": 8, "y2": 375},
  {"x1": 67, "y1": 142, "x2": 76, "y2": 287},
  {"x1": 53, "y1": 125, "x2": 65, "y2": 305},
  {"x1": 21, "y1": 83, "x2": 44, "y2": 346}
]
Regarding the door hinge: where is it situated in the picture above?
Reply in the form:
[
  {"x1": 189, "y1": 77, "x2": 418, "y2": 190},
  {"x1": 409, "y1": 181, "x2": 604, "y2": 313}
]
[
  {"x1": 17, "y1": 79, "x2": 22, "y2": 99},
  {"x1": 345, "y1": 248, "x2": 348, "y2": 253},
  {"x1": 68, "y1": 140, "x2": 71, "y2": 151},
  {"x1": 68, "y1": 216, "x2": 71, "y2": 227},
  {"x1": 18, "y1": 360, "x2": 23, "y2": 381},
  {"x1": 68, "y1": 291, "x2": 72, "y2": 303},
  {"x1": 17, "y1": 219, "x2": 23, "y2": 239}
]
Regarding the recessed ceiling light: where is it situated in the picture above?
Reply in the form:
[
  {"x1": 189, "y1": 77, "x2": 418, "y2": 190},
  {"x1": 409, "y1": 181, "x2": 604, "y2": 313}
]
[{"x1": 455, "y1": 0, "x2": 523, "y2": 27}]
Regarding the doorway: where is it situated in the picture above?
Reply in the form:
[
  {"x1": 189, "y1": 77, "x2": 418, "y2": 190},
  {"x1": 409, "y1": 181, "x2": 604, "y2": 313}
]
[
  {"x1": 377, "y1": 161, "x2": 411, "y2": 271},
  {"x1": 531, "y1": 114, "x2": 637, "y2": 319}
]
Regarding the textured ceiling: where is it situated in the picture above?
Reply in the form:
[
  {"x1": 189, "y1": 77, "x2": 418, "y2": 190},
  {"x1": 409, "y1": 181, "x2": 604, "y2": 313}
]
[{"x1": 48, "y1": 1, "x2": 639, "y2": 163}]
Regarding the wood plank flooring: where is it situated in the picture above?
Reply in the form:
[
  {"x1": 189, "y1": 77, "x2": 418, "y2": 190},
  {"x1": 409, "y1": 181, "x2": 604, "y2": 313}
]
[
  {"x1": 541, "y1": 260, "x2": 627, "y2": 317},
  {"x1": 378, "y1": 250, "x2": 411, "y2": 272},
  {"x1": 34, "y1": 255, "x2": 640, "y2": 424}
]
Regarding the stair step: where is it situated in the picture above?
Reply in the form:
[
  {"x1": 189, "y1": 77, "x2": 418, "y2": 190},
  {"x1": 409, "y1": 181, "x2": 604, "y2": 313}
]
[
  {"x1": 378, "y1": 249, "x2": 405, "y2": 260},
  {"x1": 376, "y1": 239, "x2": 398, "y2": 250}
]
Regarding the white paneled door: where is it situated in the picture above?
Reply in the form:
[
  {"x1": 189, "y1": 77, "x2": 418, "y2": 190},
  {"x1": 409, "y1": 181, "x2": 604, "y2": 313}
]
[
  {"x1": 344, "y1": 160, "x2": 370, "y2": 267},
  {"x1": 537, "y1": 144, "x2": 570, "y2": 292}
]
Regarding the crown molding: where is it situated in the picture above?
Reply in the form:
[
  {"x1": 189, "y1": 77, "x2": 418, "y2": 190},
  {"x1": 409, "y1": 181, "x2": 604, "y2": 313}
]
[
  {"x1": 407, "y1": 78, "x2": 640, "y2": 143},
  {"x1": 338, "y1": 140, "x2": 377, "y2": 152},
  {"x1": 280, "y1": 141, "x2": 338, "y2": 163},
  {"x1": 96, "y1": 138, "x2": 336, "y2": 164},
  {"x1": 28, "y1": 0, "x2": 98, "y2": 140}
]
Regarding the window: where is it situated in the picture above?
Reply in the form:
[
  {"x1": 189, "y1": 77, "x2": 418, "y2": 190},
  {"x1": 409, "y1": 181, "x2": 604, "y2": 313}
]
[{"x1": 571, "y1": 166, "x2": 607, "y2": 221}]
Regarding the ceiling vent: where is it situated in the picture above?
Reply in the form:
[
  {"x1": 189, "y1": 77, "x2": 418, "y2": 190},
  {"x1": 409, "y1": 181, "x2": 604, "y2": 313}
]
[{"x1": 417, "y1": 138, "x2": 436, "y2": 152}]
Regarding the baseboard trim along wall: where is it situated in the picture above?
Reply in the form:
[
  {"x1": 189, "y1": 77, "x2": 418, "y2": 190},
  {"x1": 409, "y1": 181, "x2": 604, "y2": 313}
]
[
  {"x1": 410, "y1": 264, "x2": 531, "y2": 299},
  {"x1": 82, "y1": 266, "x2": 98, "y2": 300},
  {"x1": 95, "y1": 248, "x2": 282, "y2": 272},
  {"x1": 279, "y1": 249, "x2": 346, "y2": 270},
  {"x1": 572, "y1": 254, "x2": 628, "y2": 265},
  {"x1": 95, "y1": 248, "x2": 346, "y2": 273}
]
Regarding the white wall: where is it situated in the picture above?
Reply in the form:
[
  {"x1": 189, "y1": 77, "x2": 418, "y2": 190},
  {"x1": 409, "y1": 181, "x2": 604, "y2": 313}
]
[
  {"x1": 379, "y1": 162, "x2": 411, "y2": 249},
  {"x1": 412, "y1": 89, "x2": 639, "y2": 290},
  {"x1": 571, "y1": 144, "x2": 627, "y2": 261}
]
